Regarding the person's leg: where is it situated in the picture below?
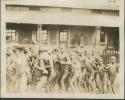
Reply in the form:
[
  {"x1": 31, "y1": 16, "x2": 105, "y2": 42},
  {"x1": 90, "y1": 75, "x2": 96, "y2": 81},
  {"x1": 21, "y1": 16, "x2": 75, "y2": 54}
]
[
  {"x1": 20, "y1": 73, "x2": 28, "y2": 92},
  {"x1": 96, "y1": 74, "x2": 102, "y2": 93},
  {"x1": 94, "y1": 74, "x2": 100, "y2": 92},
  {"x1": 88, "y1": 74, "x2": 94, "y2": 92},
  {"x1": 68, "y1": 79, "x2": 75, "y2": 92},
  {"x1": 14, "y1": 75, "x2": 21, "y2": 92},
  {"x1": 64, "y1": 76, "x2": 69, "y2": 92},
  {"x1": 81, "y1": 68, "x2": 87, "y2": 90},
  {"x1": 59, "y1": 71, "x2": 68, "y2": 92},
  {"x1": 58, "y1": 70, "x2": 64, "y2": 90},
  {"x1": 85, "y1": 74, "x2": 89, "y2": 92},
  {"x1": 113, "y1": 73, "x2": 119, "y2": 94},
  {"x1": 78, "y1": 77, "x2": 82, "y2": 92},
  {"x1": 9, "y1": 75, "x2": 15, "y2": 92},
  {"x1": 110, "y1": 77, "x2": 116, "y2": 94},
  {"x1": 82, "y1": 70, "x2": 88, "y2": 92},
  {"x1": 100, "y1": 76, "x2": 105, "y2": 93},
  {"x1": 47, "y1": 69, "x2": 58, "y2": 93},
  {"x1": 103, "y1": 72, "x2": 108, "y2": 93},
  {"x1": 107, "y1": 76, "x2": 112, "y2": 93},
  {"x1": 47, "y1": 76, "x2": 52, "y2": 92}
]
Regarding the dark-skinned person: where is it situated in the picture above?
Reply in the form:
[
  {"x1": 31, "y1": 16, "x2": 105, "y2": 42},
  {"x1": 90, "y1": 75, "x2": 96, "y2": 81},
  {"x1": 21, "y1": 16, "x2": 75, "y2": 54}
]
[{"x1": 107, "y1": 56, "x2": 119, "y2": 94}]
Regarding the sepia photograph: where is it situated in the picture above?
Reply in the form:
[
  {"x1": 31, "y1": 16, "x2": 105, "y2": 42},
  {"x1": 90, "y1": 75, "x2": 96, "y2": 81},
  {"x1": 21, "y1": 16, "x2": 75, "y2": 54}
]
[{"x1": 1, "y1": 0, "x2": 124, "y2": 99}]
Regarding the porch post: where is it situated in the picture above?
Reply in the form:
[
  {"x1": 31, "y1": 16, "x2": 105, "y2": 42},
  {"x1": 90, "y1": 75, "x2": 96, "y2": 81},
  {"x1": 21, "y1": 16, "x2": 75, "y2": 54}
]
[
  {"x1": 15, "y1": 31, "x2": 18, "y2": 42},
  {"x1": 48, "y1": 26, "x2": 50, "y2": 47},
  {"x1": 56, "y1": 26, "x2": 59, "y2": 47},
  {"x1": 37, "y1": 24, "x2": 42, "y2": 43},
  {"x1": 67, "y1": 26, "x2": 70, "y2": 48},
  {"x1": 95, "y1": 26, "x2": 101, "y2": 48},
  {"x1": 105, "y1": 32, "x2": 108, "y2": 45}
]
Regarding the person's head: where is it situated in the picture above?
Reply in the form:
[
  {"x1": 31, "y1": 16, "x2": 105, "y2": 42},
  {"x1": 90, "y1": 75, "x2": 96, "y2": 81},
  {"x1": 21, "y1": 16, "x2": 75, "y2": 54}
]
[
  {"x1": 80, "y1": 45, "x2": 84, "y2": 49},
  {"x1": 21, "y1": 47, "x2": 27, "y2": 54},
  {"x1": 13, "y1": 46, "x2": 21, "y2": 56},
  {"x1": 70, "y1": 52, "x2": 76, "y2": 59},
  {"x1": 84, "y1": 50, "x2": 87, "y2": 54},
  {"x1": 39, "y1": 50, "x2": 46, "y2": 56},
  {"x1": 41, "y1": 52, "x2": 49, "y2": 59},
  {"x1": 54, "y1": 48, "x2": 58, "y2": 53},
  {"x1": 6, "y1": 47, "x2": 12, "y2": 57},
  {"x1": 38, "y1": 59, "x2": 43, "y2": 67},
  {"x1": 86, "y1": 53, "x2": 90, "y2": 59},
  {"x1": 60, "y1": 47, "x2": 64, "y2": 54},
  {"x1": 91, "y1": 50, "x2": 95, "y2": 56},
  {"x1": 110, "y1": 56, "x2": 116, "y2": 63},
  {"x1": 48, "y1": 50, "x2": 52, "y2": 55},
  {"x1": 14, "y1": 46, "x2": 27, "y2": 55},
  {"x1": 84, "y1": 50, "x2": 89, "y2": 57},
  {"x1": 99, "y1": 58, "x2": 103, "y2": 64}
]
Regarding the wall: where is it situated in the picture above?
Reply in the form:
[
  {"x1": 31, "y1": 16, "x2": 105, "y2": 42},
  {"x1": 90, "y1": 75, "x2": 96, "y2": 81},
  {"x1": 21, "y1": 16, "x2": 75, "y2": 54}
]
[
  {"x1": 48, "y1": 25, "x2": 96, "y2": 48},
  {"x1": 48, "y1": 25, "x2": 59, "y2": 48},
  {"x1": 69, "y1": 26, "x2": 95, "y2": 48},
  {"x1": 6, "y1": 23, "x2": 119, "y2": 50}
]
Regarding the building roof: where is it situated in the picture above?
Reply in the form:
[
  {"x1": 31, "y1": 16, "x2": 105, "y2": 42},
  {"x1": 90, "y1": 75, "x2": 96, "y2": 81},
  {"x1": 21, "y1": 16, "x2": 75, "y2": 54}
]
[
  {"x1": 4, "y1": 0, "x2": 120, "y2": 10},
  {"x1": 6, "y1": 10, "x2": 119, "y2": 27}
]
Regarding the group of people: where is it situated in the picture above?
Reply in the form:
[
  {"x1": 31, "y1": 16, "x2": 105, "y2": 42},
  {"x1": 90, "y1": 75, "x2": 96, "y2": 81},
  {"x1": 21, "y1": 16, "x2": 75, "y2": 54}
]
[{"x1": 6, "y1": 44, "x2": 119, "y2": 94}]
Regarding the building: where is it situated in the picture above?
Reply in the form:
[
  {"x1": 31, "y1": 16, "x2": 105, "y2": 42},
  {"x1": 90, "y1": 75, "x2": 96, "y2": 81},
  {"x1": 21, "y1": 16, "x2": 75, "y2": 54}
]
[{"x1": 5, "y1": 0, "x2": 120, "y2": 50}]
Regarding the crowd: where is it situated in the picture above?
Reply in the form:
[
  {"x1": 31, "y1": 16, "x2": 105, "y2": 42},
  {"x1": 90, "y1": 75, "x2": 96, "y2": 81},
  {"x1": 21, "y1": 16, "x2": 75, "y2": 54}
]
[{"x1": 6, "y1": 44, "x2": 119, "y2": 94}]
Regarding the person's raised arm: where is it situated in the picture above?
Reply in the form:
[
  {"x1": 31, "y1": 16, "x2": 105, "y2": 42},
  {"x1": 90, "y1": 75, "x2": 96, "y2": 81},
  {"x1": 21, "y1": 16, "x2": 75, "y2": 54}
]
[{"x1": 61, "y1": 55, "x2": 72, "y2": 65}]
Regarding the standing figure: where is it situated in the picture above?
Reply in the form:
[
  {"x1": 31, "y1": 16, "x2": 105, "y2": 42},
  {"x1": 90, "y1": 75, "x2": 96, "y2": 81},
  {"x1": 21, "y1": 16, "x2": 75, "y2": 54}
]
[
  {"x1": 84, "y1": 53, "x2": 95, "y2": 92},
  {"x1": 39, "y1": 51, "x2": 55, "y2": 93},
  {"x1": 6, "y1": 49, "x2": 15, "y2": 92},
  {"x1": 32, "y1": 58, "x2": 48, "y2": 93},
  {"x1": 68, "y1": 52, "x2": 81, "y2": 92},
  {"x1": 95, "y1": 59, "x2": 105, "y2": 93},
  {"x1": 58, "y1": 49, "x2": 72, "y2": 92},
  {"x1": 107, "y1": 56, "x2": 119, "y2": 94},
  {"x1": 9, "y1": 46, "x2": 27, "y2": 93}
]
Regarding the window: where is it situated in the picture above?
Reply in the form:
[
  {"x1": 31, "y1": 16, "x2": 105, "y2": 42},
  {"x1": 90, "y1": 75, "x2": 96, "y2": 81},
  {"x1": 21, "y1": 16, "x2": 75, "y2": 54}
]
[
  {"x1": 37, "y1": 26, "x2": 48, "y2": 42},
  {"x1": 60, "y1": 31, "x2": 67, "y2": 42},
  {"x1": 6, "y1": 29, "x2": 16, "y2": 42},
  {"x1": 42, "y1": 30, "x2": 48, "y2": 41},
  {"x1": 100, "y1": 31, "x2": 105, "y2": 43}
]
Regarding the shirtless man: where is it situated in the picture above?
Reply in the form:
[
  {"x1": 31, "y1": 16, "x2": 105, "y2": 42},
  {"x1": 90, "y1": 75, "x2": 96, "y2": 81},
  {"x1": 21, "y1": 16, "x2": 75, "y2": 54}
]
[
  {"x1": 107, "y1": 56, "x2": 119, "y2": 94},
  {"x1": 9, "y1": 46, "x2": 27, "y2": 92},
  {"x1": 32, "y1": 58, "x2": 48, "y2": 92},
  {"x1": 69, "y1": 51, "x2": 81, "y2": 92},
  {"x1": 84, "y1": 53, "x2": 95, "y2": 92},
  {"x1": 39, "y1": 51, "x2": 56, "y2": 93},
  {"x1": 58, "y1": 48, "x2": 72, "y2": 92},
  {"x1": 6, "y1": 47, "x2": 15, "y2": 92},
  {"x1": 95, "y1": 58, "x2": 105, "y2": 93}
]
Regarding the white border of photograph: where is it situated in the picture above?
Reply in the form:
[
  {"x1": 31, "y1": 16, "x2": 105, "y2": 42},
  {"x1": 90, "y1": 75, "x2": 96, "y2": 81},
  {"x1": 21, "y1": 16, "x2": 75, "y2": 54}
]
[{"x1": 1, "y1": 0, "x2": 124, "y2": 99}]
